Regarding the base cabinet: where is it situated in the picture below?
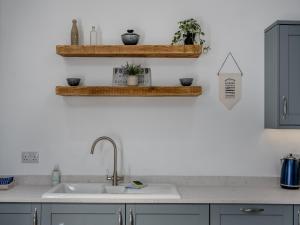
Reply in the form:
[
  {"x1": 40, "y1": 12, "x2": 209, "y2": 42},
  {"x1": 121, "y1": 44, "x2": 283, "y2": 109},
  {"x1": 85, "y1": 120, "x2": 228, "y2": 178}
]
[
  {"x1": 126, "y1": 204, "x2": 209, "y2": 225},
  {"x1": 0, "y1": 203, "x2": 41, "y2": 225},
  {"x1": 294, "y1": 205, "x2": 300, "y2": 225},
  {"x1": 0, "y1": 203, "x2": 295, "y2": 225},
  {"x1": 210, "y1": 204, "x2": 293, "y2": 225},
  {"x1": 42, "y1": 204, "x2": 125, "y2": 225},
  {"x1": 41, "y1": 204, "x2": 209, "y2": 225}
]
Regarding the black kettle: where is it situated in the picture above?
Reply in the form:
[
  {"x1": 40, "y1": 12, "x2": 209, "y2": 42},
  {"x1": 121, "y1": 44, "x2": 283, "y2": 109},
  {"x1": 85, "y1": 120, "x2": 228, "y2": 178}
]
[{"x1": 280, "y1": 154, "x2": 300, "y2": 189}]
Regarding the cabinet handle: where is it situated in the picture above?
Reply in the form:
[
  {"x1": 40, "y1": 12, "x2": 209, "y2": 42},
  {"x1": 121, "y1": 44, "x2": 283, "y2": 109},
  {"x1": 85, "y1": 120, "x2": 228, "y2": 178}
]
[
  {"x1": 118, "y1": 209, "x2": 123, "y2": 225},
  {"x1": 240, "y1": 208, "x2": 264, "y2": 213},
  {"x1": 283, "y1": 96, "x2": 287, "y2": 120},
  {"x1": 33, "y1": 208, "x2": 38, "y2": 225},
  {"x1": 129, "y1": 209, "x2": 134, "y2": 225}
]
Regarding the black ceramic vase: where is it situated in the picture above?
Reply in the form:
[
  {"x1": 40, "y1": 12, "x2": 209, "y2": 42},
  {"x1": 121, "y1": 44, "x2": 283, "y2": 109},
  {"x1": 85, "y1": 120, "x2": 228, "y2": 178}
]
[{"x1": 184, "y1": 32, "x2": 196, "y2": 45}]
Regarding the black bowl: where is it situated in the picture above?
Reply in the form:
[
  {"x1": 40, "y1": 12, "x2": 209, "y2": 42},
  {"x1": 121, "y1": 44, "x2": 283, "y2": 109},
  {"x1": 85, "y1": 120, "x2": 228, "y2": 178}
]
[
  {"x1": 67, "y1": 78, "x2": 81, "y2": 86},
  {"x1": 179, "y1": 78, "x2": 193, "y2": 86}
]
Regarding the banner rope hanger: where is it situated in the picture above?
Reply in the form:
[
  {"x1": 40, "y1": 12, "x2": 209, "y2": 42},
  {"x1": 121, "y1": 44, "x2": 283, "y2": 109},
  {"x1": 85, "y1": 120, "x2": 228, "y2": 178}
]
[{"x1": 217, "y1": 52, "x2": 243, "y2": 76}]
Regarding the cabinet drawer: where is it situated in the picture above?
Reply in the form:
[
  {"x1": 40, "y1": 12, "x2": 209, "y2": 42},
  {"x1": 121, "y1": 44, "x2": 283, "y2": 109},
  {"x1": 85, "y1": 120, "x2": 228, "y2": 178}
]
[
  {"x1": 126, "y1": 204, "x2": 209, "y2": 225},
  {"x1": 211, "y1": 204, "x2": 293, "y2": 225}
]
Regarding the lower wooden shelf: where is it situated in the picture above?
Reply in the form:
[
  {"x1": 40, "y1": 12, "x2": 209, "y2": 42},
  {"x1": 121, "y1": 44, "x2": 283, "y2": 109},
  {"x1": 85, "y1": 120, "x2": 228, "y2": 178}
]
[{"x1": 56, "y1": 86, "x2": 202, "y2": 97}]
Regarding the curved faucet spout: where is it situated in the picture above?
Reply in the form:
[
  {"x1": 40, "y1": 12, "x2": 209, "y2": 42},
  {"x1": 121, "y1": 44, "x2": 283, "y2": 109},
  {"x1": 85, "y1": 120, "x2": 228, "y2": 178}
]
[
  {"x1": 91, "y1": 136, "x2": 117, "y2": 156},
  {"x1": 90, "y1": 136, "x2": 123, "y2": 186}
]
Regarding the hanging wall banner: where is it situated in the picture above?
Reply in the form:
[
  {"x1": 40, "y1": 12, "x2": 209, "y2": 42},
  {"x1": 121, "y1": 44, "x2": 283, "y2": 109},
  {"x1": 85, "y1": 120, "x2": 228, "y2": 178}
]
[
  {"x1": 219, "y1": 73, "x2": 241, "y2": 110},
  {"x1": 217, "y1": 52, "x2": 243, "y2": 110}
]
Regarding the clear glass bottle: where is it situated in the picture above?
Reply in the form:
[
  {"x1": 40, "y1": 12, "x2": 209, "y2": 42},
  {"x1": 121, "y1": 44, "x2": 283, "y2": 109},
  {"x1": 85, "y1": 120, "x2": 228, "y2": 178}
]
[
  {"x1": 90, "y1": 26, "x2": 97, "y2": 45},
  {"x1": 51, "y1": 164, "x2": 61, "y2": 186}
]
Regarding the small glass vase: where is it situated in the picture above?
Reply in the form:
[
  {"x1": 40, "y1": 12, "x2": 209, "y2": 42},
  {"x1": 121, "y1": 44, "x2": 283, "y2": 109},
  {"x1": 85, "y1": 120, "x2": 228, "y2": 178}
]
[{"x1": 90, "y1": 26, "x2": 97, "y2": 45}]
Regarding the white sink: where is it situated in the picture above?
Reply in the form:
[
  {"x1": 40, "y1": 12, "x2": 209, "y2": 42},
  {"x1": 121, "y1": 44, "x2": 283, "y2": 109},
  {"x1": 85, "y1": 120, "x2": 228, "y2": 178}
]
[{"x1": 42, "y1": 183, "x2": 181, "y2": 199}]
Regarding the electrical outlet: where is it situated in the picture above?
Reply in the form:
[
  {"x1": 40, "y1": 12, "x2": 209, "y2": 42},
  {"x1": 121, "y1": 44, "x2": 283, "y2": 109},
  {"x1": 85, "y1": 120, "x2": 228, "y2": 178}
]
[{"x1": 22, "y1": 152, "x2": 39, "y2": 163}]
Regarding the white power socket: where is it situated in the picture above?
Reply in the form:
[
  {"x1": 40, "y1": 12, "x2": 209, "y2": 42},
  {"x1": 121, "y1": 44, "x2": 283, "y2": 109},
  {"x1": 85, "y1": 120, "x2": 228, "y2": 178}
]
[{"x1": 22, "y1": 152, "x2": 39, "y2": 163}]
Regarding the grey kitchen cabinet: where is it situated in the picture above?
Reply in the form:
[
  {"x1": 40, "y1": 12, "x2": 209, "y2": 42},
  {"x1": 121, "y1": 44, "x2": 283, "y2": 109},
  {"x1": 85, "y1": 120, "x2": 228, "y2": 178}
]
[
  {"x1": 294, "y1": 205, "x2": 300, "y2": 225},
  {"x1": 126, "y1": 204, "x2": 209, "y2": 225},
  {"x1": 42, "y1": 204, "x2": 125, "y2": 225},
  {"x1": 42, "y1": 203, "x2": 209, "y2": 225},
  {"x1": 265, "y1": 21, "x2": 300, "y2": 128},
  {"x1": 0, "y1": 203, "x2": 41, "y2": 225},
  {"x1": 211, "y1": 204, "x2": 293, "y2": 225}
]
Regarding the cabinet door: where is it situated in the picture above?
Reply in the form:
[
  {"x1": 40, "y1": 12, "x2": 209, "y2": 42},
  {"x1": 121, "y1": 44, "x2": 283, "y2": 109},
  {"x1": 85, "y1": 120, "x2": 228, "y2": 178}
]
[
  {"x1": 0, "y1": 203, "x2": 41, "y2": 225},
  {"x1": 294, "y1": 205, "x2": 300, "y2": 225},
  {"x1": 42, "y1": 204, "x2": 125, "y2": 225},
  {"x1": 280, "y1": 25, "x2": 300, "y2": 126},
  {"x1": 211, "y1": 204, "x2": 293, "y2": 225},
  {"x1": 126, "y1": 204, "x2": 209, "y2": 225}
]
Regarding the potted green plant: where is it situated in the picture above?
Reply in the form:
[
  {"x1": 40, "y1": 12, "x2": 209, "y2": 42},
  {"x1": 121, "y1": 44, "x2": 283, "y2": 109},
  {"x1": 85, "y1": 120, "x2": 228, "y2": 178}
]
[
  {"x1": 123, "y1": 62, "x2": 142, "y2": 86},
  {"x1": 172, "y1": 18, "x2": 206, "y2": 45}
]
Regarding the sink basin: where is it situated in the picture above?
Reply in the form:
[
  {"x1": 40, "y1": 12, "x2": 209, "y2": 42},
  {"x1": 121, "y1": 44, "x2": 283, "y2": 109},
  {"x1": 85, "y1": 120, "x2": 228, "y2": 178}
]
[{"x1": 42, "y1": 183, "x2": 181, "y2": 199}]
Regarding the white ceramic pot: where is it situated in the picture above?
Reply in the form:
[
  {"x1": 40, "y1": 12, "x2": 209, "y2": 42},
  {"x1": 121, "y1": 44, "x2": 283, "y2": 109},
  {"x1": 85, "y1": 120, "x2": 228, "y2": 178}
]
[{"x1": 127, "y1": 75, "x2": 138, "y2": 86}]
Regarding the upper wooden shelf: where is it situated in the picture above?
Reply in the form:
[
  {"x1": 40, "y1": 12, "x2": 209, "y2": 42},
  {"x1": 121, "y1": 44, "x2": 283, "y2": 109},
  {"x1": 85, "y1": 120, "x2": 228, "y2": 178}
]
[
  {"x1": 56, "y1": 86, "x2": 202, "y2": 97},
  {"x1": 56, "y1": 45, "x2": 202, "y2": 58}
]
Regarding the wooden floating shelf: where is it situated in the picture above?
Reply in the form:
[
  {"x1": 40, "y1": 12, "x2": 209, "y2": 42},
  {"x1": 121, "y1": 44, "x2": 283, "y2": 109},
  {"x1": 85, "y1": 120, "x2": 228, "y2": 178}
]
[
  {"x1": 56, "y1": 45, "x2": 202, "y2": 58},
  {"x1": 56, "y1": 86, "x2": 202, "y2": 97}
]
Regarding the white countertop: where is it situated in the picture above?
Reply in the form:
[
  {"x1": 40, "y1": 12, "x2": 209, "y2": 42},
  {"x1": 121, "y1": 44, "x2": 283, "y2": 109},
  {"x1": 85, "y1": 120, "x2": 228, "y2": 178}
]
[{"x1": 0, "y1": 184, "x2": 299, "y2": 204}]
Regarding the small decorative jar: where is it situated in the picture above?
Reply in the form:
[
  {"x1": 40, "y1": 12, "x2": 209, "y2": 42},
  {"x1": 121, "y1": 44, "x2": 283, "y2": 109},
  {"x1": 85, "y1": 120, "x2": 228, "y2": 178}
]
[{"x1": 121, "y1": 29, "x2": 140, "y2": 45}]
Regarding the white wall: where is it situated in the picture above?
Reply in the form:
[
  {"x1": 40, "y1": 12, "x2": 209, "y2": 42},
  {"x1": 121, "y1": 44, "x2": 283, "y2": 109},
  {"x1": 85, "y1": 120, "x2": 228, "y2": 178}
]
[{"x1": 1, "y1": 0, "x2": 300, "y2": 177}]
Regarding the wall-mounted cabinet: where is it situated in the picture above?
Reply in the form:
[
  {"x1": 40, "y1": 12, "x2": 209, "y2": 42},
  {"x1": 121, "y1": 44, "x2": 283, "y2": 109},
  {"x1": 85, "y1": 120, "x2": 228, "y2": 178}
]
[{"x1": 265, "y1": 21, "x2": 300, "y2": 128}]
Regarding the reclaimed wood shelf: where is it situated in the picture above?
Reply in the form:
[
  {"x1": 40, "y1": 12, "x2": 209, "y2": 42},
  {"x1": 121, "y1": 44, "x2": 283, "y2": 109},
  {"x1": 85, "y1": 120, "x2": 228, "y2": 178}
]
[
  {"x1": 56, "y1": 45, "x2": 202, "y2": 58},
  {"x1": 56, "y1": 86, "x2": 202, "y2": 97}
]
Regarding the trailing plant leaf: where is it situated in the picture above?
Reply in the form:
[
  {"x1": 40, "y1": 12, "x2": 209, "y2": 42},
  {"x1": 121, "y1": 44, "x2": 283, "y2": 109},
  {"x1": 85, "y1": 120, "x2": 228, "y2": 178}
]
[{"x1": 171, "y1": 18, "x2": 209, "y2": 51}]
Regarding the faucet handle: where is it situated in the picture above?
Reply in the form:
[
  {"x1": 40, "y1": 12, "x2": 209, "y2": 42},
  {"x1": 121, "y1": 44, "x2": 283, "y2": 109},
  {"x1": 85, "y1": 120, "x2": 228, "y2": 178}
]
[
  {"x1": 106, "y1": 169, "x2": 112, "y2": 181},
  {"x1": 117, "y1": 176, "x2": 124, "y2": 182}
]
